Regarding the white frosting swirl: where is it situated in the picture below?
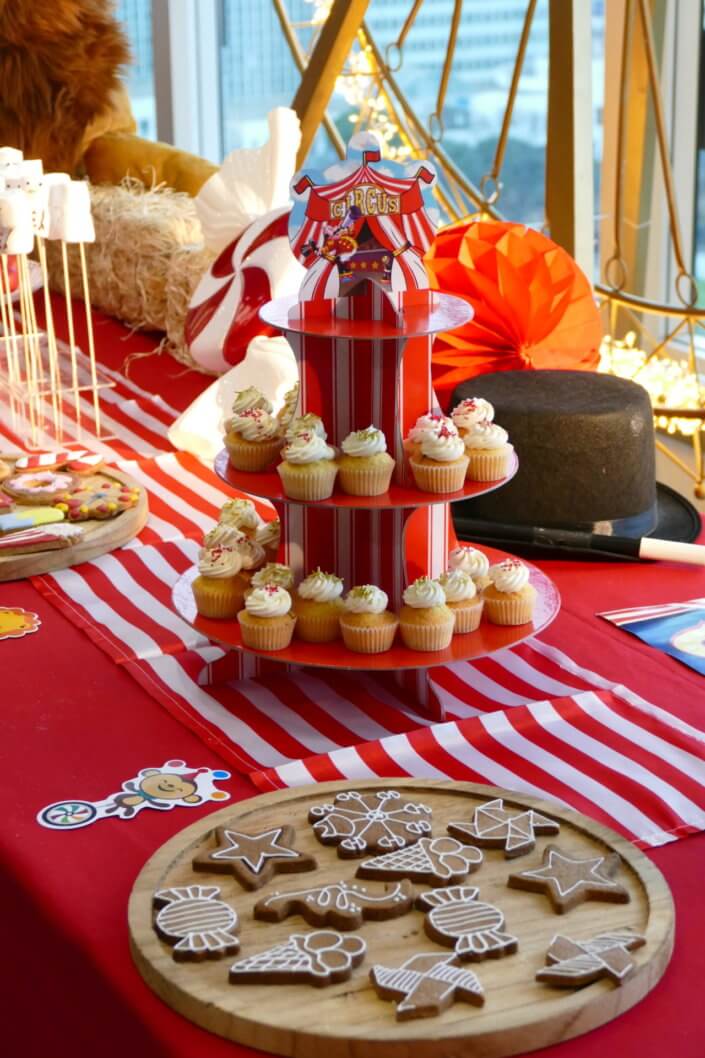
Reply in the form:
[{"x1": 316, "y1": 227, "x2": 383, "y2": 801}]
[
  {"x1": 219, "y1": 498, "x2": 260, "y2": 531},
  {"x1": 285, "y1": 413, "x2": 327, "y2": 443},
  {"x1": 297, "y1": 569, "x2": 343, "y2": 602},
  {"x1": 464, "y1": 420, "x2": 509, "y2": 450},
  {"x1": 229, "y1": 407, "x2": 280, "y2": 441},
  {"x1": 276, "y1": 382, "x2": 300, "y2": 427},
  {"x1": 251, "y1": 563, "x2": 294, "y2": 590},
  {"x1": 341, "y1": 426, "x2": 387, "y2": 458},
  {"x1": 489, "y1": 558, "x2": 530, "y2": 593},
  {"x1": 420, "y1": 429, "x2": 466, "y2": 462},
  {"x1": 245, "y1": 585, "x2": 292, "y2": 618},
  {"x1": 255, "y1": 518, "x2": 280, "y2": 550},
  {"x1": 282, "y1": 432, "x2": 335, "y2": 464},
  {"x1": 203, "y1": 523, "x2": 247, "y2": 550},
  {"x1": 408, "y1": 413, "x2": 457, "y2": 444},
  {"x1": 230, "y1": 386, "x2": 272, "y2": 416},
  {"x1": 451, "y1": 397, "x2": 495, "y2": 429},
  {"x1": 236, "y1": 537, "x2": 266, "y2": 570},
  {"x1": 403, "y1": 576, "x2": 446, "y2": 608},
  {"x1": 448, "y1": 547, "x2": 490, "y2": 580},
  {"x1": 344, "y1": 585, "x2": 388, "y2": 614},
  {"x1": 438, "y1": 569, "x2": 477, "y2": 603},
  {"x1": 197, "y1": 546, "x2": 242, "y2": 579}
]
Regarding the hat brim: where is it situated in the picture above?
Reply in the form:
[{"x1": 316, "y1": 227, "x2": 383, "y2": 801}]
[{"x1": 453, "y1": 482, "x2": 700, "y2": 561}]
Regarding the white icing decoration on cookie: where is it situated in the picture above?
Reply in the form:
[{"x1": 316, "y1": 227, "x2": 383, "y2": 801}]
[
  {"x1": 308, "y1": 789, "x2": 432, "y2": 856},
  {"x1": 417, "y1": 885, "x2": 518, "y2": 961},
  {"x1": 154, "y1": 885, "x2": 239, "y2": 959}
]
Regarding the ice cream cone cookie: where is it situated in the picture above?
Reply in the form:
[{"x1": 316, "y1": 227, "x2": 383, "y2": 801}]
[
  {"x1": 451, "y1": 397, "x2": 495, "y2": 438},
  {"x1": 294, "y1": 568, "x2": 344, "y2": 642},
  {"x1": 285, "y1": 412, "x2": 327, "y2": 443},
  {"x1": 338, "y1": 426, "x2": 395, "y2": 496},
  {"x1": 464, "y1": 420, "x2": 513, "y2": 481},
  {"x1": 438, "y1": 570, "x2": 483, "y2": 633},
  {"x1": 3, "y1": 470, "x2": 75, "y2": 505},
  {"x1": 400, "y1": 576, "x2": 455, "y2": 651},
  {"x1": 237, "y1": 585, "x2": 296, "y2": 651},
  {"x1": 409, "y1": 427, "x2": 468, "y2": 494},
  {"x1": 340, "y1": 584, "x2": 399, "y2": 653},
  {"x1": 448, "y1": 545, "x2": 491, "y2": 590},
  {"x1": 277, "y1": 430, "x2": 338, "y2": 501},
  {"x1": 483, "y1": 558, "x2": 536, "y2": 625},
  {"x1": 192, "y1": 544, "x2": 247, "y2": 619},
  {"x1": 404, "y1": 412, "x2": 457, "y2": 459}
]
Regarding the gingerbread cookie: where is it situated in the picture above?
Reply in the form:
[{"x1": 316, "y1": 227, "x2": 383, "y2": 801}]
[
  {"x1": 507, "y1": 845, "x2": 630, "y2": 913},
  {"x1": 370, "y1": 952, "x2": 484, "y2": 1020},
  {"x1": 536, "y1": 929, "x2": 645, "y2": 988},
  {"x1": 53, "y1": 474, "x2": 141, "y2": 521},
  {"x1": 3, "y1": 470, "x2": 76, "y2": 505},
  {"x1": 229, "y1": 929, "x2": 366, "y2": 987},
  {"x1": 417, "y1": 886, "x2": 517, "y2": 961},
  {"x1": 254, "y1": 878, "x2": 414, "y2": 930},
  {"x1": 308, "y1": 789, "x2": 432, "y2": 858},
  {"x1": 447, "y1": 797, "x2": 560, "y2": 859},
  {"x1": 357, "y1": 835, "x2": 482, "y2": 885},
  {"x1": 192, "y1": 824, "x2": 316, "y2": 890},
  {"x1": 154, "y1": 885, "x2": 239, "y2": 961}
]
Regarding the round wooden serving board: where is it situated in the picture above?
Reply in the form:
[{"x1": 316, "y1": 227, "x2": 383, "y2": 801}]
[
  {"x1": 0, "y1": 466, "x2": 148, "y2": 581},
  {"x1": 129, "y1": 779, "x2": 674, "y2": 1058}
]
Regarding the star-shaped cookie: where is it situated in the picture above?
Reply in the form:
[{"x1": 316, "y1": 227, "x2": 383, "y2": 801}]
[
  {"x1": 192, "y1": 824, "x2": 317, "y2": 890},
  {"x1": 506, "y1": 845, "x2": 630, "y2": 913}
]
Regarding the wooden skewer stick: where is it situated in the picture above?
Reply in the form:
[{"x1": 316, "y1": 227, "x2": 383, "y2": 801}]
[
  {"x1": 78, "y1": 241, "x2": 101, "y2": 437},
  {"x1": 37, "y1": 237, "x2": 63, "y2": 441},
  {"x1": 60, "y1": 239, "x2": 82, "y2": 441},
  {"x1": 0, "y1": 257, "x2": 20, "y2": 427},
  {"x1": 2, "y1": 254, "x2": 37, "y2": 445},
  {"x1": 19, "y1": 254, "x2": 46, "y2": 437}
]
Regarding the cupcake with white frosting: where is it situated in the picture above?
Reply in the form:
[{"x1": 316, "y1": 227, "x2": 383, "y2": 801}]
[
  {"x1": 277, "y1": 429, "x2": 338, "y2": 501},
  {"x1": 237, "y1": 585, "x2": 296, "y2": 651},
  {"x1": 409, "y1": 425, "x2": 469, "y2": 494},
  {"x1": 285, "y1": 413, "x2": 327, "y2": 444},
  {"x1": 339, "y1": 584, "x2": 399, "y2": 654},
  {"x1": 483, "y1": 557, "x2": 536, "y2": 625},
  {"x1": 255, "y1": 517, "x2": 281, "y2": 559},
  {"x1": 438, "y1": 569, "x2": 483, "y2": 634},
  {"x1": 219, "y1": 498, "x2": 260, "y2": 535},
  {"x1": 451, "y1": 397, "x2": 495, "y2": 437},
  {"x1": 192, "y1": 541, "x2": 248, "y2": 618},
  {"x1": 404, "y1": 412, "x2": 457, "y2": 458},
  {"x1": 249, "y1": 562, "x2": 294, "y2": 592},
  {"x1": 234, "y1": 536, "x2": 267, "y2": 574},
  {"x1": 293, "y1": 568, "x2": 345, "y2": 642},
  {"x1": 225, "y1": 400, "x2": 283, "y2": 473},
  {"x1": 338, "y1": 425, "x2": 395, "y2": 496},
  {"x1": 464, "y1": 419, "x2": 514, "y2": 481},
  {"x1": 275, "y1": 381, "x2": 300, "y2": 433},
  {"x1": 448, "y1": 545, "x2": 491, "y2": 590},
  {"x1": 399, "y1": 576, "x2": 455, "y2": 652}
]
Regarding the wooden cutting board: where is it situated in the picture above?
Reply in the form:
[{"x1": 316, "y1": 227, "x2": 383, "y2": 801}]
[
  {"x1": 129, "y1": 779, "x2": 674, "y2": 1058},
  {"x1": 0, "y1": 465, "x2": 148, "y2": 581}
]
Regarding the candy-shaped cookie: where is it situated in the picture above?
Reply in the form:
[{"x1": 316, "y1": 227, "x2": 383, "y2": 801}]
[
  {"x1": 14, "y1": 451, "x2": 72, "y2": 471},
  {"x1": 153, "y1": 885, "x2": 240, "y2": 961},
  {"x1": 506, "y1": 845, "x2": 630, "y2": 913},
  {"x1": 254, "y1": 878, "x2": 414, "y2": 930},
  {"x1": 370, "y1": 952, "x2": 484, "y2": 1020},
  {"x1": 229, "y1": 929, "x2": 366, "y2": 987},
  {"x1": 356, "y1": 835, "x2": 482, "y2": 885},
  {"x1": 3, "y1": 470, "x2": 76, "y2": 505},
  {"x1": 308, "y1": 789, "x2": 432, "y2": 858},
  {"x1": 192, "y1": 823, "x2": 316, "y2": 890},
  {"x1": 416, "y1": 886, "x2": 518, "y2": 961}
]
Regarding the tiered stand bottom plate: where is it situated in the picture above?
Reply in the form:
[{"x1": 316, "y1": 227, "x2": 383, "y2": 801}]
[
  {"x1": 172, "y1": 546, "x2": 560, "y2": 671},
  {"x1": 129, "y1": 779, "x2": 674, "y2": 1058}
]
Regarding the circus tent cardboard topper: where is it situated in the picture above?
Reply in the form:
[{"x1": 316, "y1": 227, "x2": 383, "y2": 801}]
[{"x1": 289, "y1": 133, "x2": 438, "y2": 303}]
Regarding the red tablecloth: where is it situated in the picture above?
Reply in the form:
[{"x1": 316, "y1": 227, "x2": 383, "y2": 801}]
[{"x1": 2, "y1": 315, "x2": 705, "y2": 1057}]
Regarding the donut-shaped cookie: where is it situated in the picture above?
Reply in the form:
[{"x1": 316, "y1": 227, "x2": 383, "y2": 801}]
[
  {"x1": 53, "y1": 475, "x2": 141, "y2": 521},
  {"x1": 3, "y1": 471, "x2": 76, "y2": 505}
]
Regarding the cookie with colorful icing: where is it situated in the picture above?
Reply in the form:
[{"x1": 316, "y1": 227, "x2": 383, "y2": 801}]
[
  {"x1": 192, "y1": 823, "x2": 317, "y2": 890},
  {"x1": 0, "y1": 490, "x2": 14, "y2": 511},
  {"x1": 0, "y1": 522, "x2": 83, "y2": 554},
  {"x1": 63, "y1": 451, "x2": 106, "y2": 475},
  {"x1": 506, "y1": 844, "x2": 630, "y2": 913},
  {"x1": 13, "y1": 450, "x2": 72, "y2": 472},
  {"x1": 254, "y1": 878, "x2": 414, "y2": 930},
  {"x1": 3, "y1": 470, "x2": 76, "y2": 505},
  {"x1": 536, "y1": 929, "x2": 645, "y2": 987},
  {"x1": 229, "y1": 929, "x2": 366, "y2": 987},
  {"x1": 416, "y1": 886, "x2": 518, "y2": 961},
  {"x1": 357, "y1": 835, "x2": 482, "y2": 885},
  {"x1": 0, "y1": 507, "x2": 65, "y2": 533},
  {"x1": 308, "y1": 789, "x2": 432, "y2": 858},
  {"x1": 370, "y1": 952, "x2": 484, "y2": 1020},
  {"x1": 154, "y1": 885, "x2": 240, "y2": 961},
  {"x1": 53, "y1": 474, "x2": 141, "y2": 521}
]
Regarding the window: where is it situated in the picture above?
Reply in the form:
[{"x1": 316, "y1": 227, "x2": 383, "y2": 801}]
[{"x1": 115, "y1": 0, "x2": 157, "y2": 140}]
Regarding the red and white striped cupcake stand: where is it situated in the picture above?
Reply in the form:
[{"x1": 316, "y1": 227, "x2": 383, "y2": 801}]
[{"x1": 172, "y1": 138, "x2": 560, "y2": 718}]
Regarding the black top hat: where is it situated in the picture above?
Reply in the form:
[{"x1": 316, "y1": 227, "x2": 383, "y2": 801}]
[{"x1": 451, "y1": 370, "x2": 699, "y2": 560}]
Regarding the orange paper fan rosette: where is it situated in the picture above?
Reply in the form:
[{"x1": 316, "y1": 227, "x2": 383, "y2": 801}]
[{"x1": 425, "y1": 219, "x2": 603, "y2": 407}]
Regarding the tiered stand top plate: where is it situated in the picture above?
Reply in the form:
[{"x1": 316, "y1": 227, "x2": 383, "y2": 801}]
[
  {"x1": 172, "y1": 545, "x2": 560, "y2": 671},
  {"x1": 129, "y1": 778, "x2": 674, "y2": 1058}
]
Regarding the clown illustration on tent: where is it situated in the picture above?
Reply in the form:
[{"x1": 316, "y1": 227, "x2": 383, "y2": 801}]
[{"x1": 290, "y1": 135, "x2": 437, "y2": 302}]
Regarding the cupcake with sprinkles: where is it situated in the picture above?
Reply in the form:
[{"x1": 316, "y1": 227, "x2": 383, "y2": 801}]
[
  {"x1": 249, "y1": 562, "x2": 294, "y2": 593},
  {"x1": 293, "y1": 568, "x2": 345, "y2": 642},
  {"x1": 285, "y1": 412, "x2": 327, "y2": 444},
  {"x1": 438, "y1": 569, "x2": 483, "y2": 633},
  {"x1": 338, "y1": 425, "x2": 395, "y2": 496},
  {"x1": 277, "y1": 428, "x2": 338, "y2": 501},
  {"x1": 192, "y1": 532, "x2": 248, "y2": 619},
  {"x1": 450, "y1": 397, "x2": 495, "y2": 438},
  {"x1": 237, "y1": 585, "x2": 297, "y2": 651},
  {"x1": 448, "y1": 545, "x2": 491, "y2": 590},
  {"x1": 404, "y1": 412, "x2": 457, "y2": 459},
  {"x1": 254, "y1": 517, "x2": 281, "y2": 560},
  {"x1": 464, "y1": 419, "x2": 514, "y2": 481},
  {"x1": 399, "y1": 575, "x2": 455, "y2": 652},
  {"x1": 224, "y1": 387, "x2": 283, "y2": 472},
  {"x1": 339, "y1": 584, "x2": 399, "y2": 654},
  {"x1": 218, "y1": 498, "x2": 260, "y2": 535},
  {"x1": 483, "y1": 557, "x2": 536, "y2": 626},
  {"x1": 409, "y1": 424, "x2": 468, "y2": 494}
]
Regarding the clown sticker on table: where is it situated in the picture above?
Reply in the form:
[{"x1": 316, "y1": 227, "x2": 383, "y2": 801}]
[
  {"x1": 37, "y1": 759, "x2": 231, "y2": 831},
  {"x1": 0, "y1": 606, "x2": 40, "y2": 640}
]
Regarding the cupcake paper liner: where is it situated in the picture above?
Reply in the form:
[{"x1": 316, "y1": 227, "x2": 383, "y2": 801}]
[
  {"x1": 226, "y1": 435, "x2": 283, "y2": 472},
  {"x1": 192, "y1": 576, "x2": 246, "y2": 619},
  {"x1": 483, "y1": 588, "x2": 536, "y2": 626},
  {"x1": 237, "y1": 612, "x2": 297, "y2": 651},
  {"x1": 295, "y1": 610, "x2": 342, "y2": 643},
  {"x1": 340, "y1": 617, "x2": 399, "y2": 654},
  {"x1": 277, "y1": 461, "x2": 338, "y2": 501},
  {"x1": 399, "y1": 617, "x2": 455, "y2": 652},
  {"x1": 409, "y1": 456, "x2": 468, "y2": 494},
  {"x1": 449, "y1": 597, "x2": 484, "y2": 634},
  {"x1": 465, "y1": 446, "x2": 513, "y2": 482},
  {"x1": 338, "y1": 459, "x2": 394, "y2": 497}
]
